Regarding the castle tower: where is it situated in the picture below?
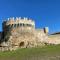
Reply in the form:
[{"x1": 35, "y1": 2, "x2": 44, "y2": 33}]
[{"x1": 2, "y1": 17, "x2": 35, "y2": 36}]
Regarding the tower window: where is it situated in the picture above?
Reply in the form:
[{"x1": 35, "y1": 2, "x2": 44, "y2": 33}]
[
  {"x1": 17, "y1": 24, "x2": 19, "y2": 27},
  {"x1": 20, "y1": 23, "x2": 22, "y2": 26},
  {"x1": 14, "y1": 24, "x2": 16, "y2": 28}
]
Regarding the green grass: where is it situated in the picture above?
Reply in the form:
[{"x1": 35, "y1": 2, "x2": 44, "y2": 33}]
[{"x1": 0, "y1": 45, "x2": 60, "y2": 60}]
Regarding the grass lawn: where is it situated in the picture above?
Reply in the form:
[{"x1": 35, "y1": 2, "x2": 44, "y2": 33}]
[{"x1": 0, "y1": 45, "x2": 60, "y2": 60}]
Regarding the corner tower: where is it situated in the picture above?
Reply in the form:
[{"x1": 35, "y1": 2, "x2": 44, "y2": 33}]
[{"x1": 2, "y1": 17, "x2": 35, "y2": 36}]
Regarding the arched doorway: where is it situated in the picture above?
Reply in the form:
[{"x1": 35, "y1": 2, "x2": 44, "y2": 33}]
[{"x1": 19, "y1": 41, "x2": 24, "y2": 47}]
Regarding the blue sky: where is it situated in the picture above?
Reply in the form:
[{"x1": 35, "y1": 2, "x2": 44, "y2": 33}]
[{"x1": 0, "y1": 0, "x2": 60, "y2": 34}]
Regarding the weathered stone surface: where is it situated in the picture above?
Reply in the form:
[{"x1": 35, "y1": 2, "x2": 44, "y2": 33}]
[{"x1": 0, "y1": 17, "x2": 49, "y2": 51}]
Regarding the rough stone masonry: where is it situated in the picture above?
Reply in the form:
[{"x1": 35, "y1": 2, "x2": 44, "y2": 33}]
[{"x1": 0, "y1": 17, "x2": 59, "y2": 51}]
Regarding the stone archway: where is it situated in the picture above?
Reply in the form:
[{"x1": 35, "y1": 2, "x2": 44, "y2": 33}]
[{"x1": 19, "y1": 41, "x2": 24, "y2": 47}]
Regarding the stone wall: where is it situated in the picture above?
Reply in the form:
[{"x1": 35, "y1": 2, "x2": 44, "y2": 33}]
[
  {"x1": 5, "y1": 27, "x2": 46, "y2": 48},
  {"x1": 0, "y1": 17, "x2": 49, "y2": 51},
  {"x1": 0, "y1": 27, "x2": 48, "y2": 51},
  {"x1": 47, "y1": 34, "x2": 60, "y2": 44}
]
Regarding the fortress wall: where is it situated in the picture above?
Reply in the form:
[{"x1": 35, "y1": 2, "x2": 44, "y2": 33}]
[
  {"x1": 35, "y1": 29, "x2": 48, "y2": 43},
  {"x1": 4, "y1": 29, "x2": 37, "y2": 48},
  {"x1": 47, "y1": 35, "x2": 60, "y2": 44},
  {"x1": 1, "y1": 17, "x2": 60, "y2": 51}
]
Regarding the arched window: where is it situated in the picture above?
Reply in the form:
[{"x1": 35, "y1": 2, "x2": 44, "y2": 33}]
[
  {"x1": 10, "y1": 24, "x2": 13, "y2": 27},
  {"x1": 26, "y1": 24, "x2": 29, "y2": 26},
  {"x1": 20, "y1": 23, "x2": 22, "y2": 26},
  {"x1": 17, "y1": 24, "x2": 19, "y2": 27},
  {"x1": 26, "y1": 24, "x2": 31, "y2": 27},
  {"x1": 23, "y1": 23, "x2": 25, "y2": 26},
  {"x1": 14, "y1": 24, "x2": 16, "y2": 28}
]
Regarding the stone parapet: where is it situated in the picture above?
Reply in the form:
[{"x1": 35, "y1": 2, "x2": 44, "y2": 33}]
[{"x1": 4, "y1": 17, "x2": 35, "y2": 27}]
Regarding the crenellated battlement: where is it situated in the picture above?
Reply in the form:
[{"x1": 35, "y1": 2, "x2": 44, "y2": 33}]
[{"x1": 3, "y1": 17, "x2": 35, "y2": 28}]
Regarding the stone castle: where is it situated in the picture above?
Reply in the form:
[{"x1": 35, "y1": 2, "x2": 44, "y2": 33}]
[{"x1": 0, "y1": 17, "x2": 60, "y2": 51}]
